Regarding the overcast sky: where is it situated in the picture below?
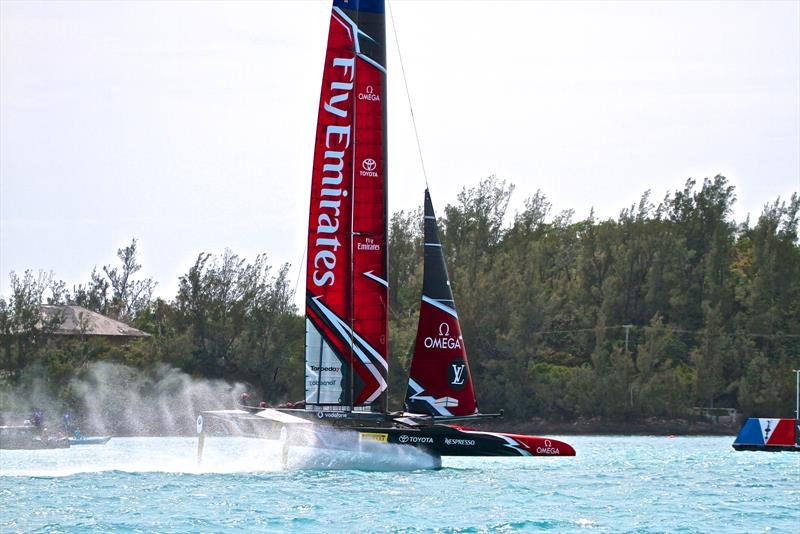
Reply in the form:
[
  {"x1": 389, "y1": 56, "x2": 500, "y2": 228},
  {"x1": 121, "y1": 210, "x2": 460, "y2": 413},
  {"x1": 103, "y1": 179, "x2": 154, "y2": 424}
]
[{"x1": 1, "y1": 0, "x2": 798, "y2": 304}]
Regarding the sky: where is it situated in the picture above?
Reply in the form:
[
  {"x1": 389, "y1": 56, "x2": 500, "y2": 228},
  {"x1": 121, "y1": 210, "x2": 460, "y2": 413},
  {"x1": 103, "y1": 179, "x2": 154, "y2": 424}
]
[{"x1": 1, "y1": 0, "x2": 799, "y2": 306}]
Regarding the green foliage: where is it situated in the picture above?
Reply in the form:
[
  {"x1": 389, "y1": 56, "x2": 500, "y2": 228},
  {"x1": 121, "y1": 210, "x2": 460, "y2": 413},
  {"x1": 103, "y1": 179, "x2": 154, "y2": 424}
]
[
  {"x1": 386, "y1": 176, "x2": 798, "y2": 420},
  {"x1": 169, "y1": 250, "x2": 300, "y2": 401},
  {"x1": 1, "y1": 179, "x2": 797, "y2": 424}
]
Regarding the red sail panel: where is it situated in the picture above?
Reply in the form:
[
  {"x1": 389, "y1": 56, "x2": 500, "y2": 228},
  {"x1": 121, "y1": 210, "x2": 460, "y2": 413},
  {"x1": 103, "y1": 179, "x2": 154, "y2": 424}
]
[
  {"x1": 408, "y1": 300, "x2": 477, "y2": 416},
  {"x1": 405, "y1": 190, "x2": 477, "y2": 416},
  {"x1": 305, "y1": 1, "x2": 388, "y2": 410},
  {"x1": 351, "y1": 49, "x2": 388, "y2": 406}
]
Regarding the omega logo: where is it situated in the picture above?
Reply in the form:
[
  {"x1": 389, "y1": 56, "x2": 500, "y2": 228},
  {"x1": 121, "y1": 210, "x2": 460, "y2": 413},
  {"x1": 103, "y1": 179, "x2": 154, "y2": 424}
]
[
  {"x1": 423, "y1": 322, "x2": 461, "y2": 350},
  {"x1": 358, "y1": 84, "x2": 381, "y2": 102}
]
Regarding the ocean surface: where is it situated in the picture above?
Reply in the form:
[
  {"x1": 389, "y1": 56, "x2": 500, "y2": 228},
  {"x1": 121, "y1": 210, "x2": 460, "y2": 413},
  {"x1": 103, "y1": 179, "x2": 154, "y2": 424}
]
[{"x1": 1, "y1": 435, "x2": 798, "y2": 533}]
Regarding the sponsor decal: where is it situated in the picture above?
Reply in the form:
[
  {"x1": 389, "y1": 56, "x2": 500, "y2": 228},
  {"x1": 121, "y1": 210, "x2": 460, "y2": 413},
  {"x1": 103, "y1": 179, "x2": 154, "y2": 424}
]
[
  {"x1": 423, "y1": 322, "x2": 463, "y2": 350},
  {"x1": 360, "y1": 158, "x2": 378, "y2": 178},
  {"x1": 316, "y1": 411, "x2": 349, "y2": 419},
  {"x1": 357, "y1": 237, "x2": 381, "y2": 252},
  {"x1": 536, "y1": 439, "x2": 560, "y2": 455},
  {"x1": 444, "y1": 437, "x2": 476, "y2": 446},
  {"x1": 448, "y1": 358, "x2": 467, "y2": 390},
  {"x1": 359, "y1": 432, "x2": 389, "y2": 443},
  {"x1": 309, "y1": 380, "x2": 337, "y2": 386},
  {"x1": 313, "y1": 56, "x2": 355, "y2": 287},
  {"x1": 397, "y1": 434, "x2": 434, "y2": 444},
  {"x1": 311, "y1": 365, "x2": 341, "y2": 373},
  {"x1": 309, "y1": 364, "x2": 341, "y2": 386},
  {"x1": 358, "y1": 84, "x2": 381, "y2": 102}
]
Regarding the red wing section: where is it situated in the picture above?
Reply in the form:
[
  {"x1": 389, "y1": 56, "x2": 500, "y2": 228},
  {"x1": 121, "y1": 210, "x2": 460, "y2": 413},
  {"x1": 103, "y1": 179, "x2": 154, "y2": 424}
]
[
  {"x1": 405, "y1": 190, "x2": 478, "y2": 416},
  {"x1": 305, "y1": 1, "x2": 388, "y2": 410}
]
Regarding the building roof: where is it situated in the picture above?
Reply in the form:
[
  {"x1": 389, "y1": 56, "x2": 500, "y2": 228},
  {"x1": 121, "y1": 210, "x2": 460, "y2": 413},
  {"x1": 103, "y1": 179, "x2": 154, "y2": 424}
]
[{"x1": 40, "y1": 305, "x2": 150, "y2": 338}]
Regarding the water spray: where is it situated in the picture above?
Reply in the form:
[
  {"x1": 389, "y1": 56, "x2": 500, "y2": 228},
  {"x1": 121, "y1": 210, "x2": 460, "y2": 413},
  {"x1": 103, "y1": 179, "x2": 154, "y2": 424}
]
[{"x1": 196, "y1": 415, "x2": 205, "y2": 465}]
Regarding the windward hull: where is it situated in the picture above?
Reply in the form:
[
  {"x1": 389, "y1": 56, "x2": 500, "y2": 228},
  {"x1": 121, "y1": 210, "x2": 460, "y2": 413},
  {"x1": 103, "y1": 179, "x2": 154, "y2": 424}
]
[{"x1": 305, "y1": 423, "x2": 575, "y2": 457}]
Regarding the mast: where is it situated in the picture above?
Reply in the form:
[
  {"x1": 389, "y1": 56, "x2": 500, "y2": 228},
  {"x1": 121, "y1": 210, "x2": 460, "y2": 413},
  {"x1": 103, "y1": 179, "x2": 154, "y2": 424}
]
[{"x1": 304, "y1": 0, "x2": 389, "y2": 413}]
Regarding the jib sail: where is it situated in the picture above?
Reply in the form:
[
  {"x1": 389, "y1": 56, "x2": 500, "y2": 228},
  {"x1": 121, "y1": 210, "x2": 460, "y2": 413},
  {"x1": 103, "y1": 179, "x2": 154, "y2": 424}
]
[
  {"x1": 405, "y1": 190, "x2": 478, "y2": 416},
  {"x1": 305, "y1": 0, "x2": 389, "y2": 412}
]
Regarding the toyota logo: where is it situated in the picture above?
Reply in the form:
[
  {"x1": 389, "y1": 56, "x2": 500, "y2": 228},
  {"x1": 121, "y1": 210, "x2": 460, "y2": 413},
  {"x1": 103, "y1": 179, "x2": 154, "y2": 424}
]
[
  {"x1": 398, "y1": 434, "x2": 409, "y2": 443},
  {"x1": 362, "y1": 158, "x2": 376, "y2": 171}
]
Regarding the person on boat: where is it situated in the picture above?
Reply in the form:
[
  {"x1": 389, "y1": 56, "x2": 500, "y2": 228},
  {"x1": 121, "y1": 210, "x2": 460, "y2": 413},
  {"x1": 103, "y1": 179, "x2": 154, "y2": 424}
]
[
  {"x1": 278, "y1": 400, "x2": 305, "y2": 409},
  {"x1": 74, "y1": 428, "x2": 82, "y2": 440},
  {"x1": 32, "y1": 409, "x2": 43, "y2": 428}
]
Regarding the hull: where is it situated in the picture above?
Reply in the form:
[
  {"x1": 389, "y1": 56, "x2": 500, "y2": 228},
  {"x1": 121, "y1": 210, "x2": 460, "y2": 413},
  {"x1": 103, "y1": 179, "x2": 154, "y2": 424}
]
[
  {"x1": 301, "y1": 423, "x2": 575, "y2": 457},
  {"x1": 204, "y1": 407, "x2": 575, "y2": 458},
  {"x1": 732, "y1": 444, "x2": 799, "y2": 452},
  {"x1": 69, "y1": 436, "x2": 111, "y2": 445},
  {"x1": 0, "y1": 425, "x2": 70, "y2": 449}
]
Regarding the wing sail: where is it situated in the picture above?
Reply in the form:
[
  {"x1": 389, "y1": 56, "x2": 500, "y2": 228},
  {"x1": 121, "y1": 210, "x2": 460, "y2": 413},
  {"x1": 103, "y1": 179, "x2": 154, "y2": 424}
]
[{"x1": 305, "y1": 0, "x2": 388, "y2": 412}]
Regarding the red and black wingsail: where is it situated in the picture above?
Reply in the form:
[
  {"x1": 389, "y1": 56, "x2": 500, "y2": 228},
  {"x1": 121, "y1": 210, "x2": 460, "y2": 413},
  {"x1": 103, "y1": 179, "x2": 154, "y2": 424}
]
[
  {"x1": 405, "y1": 190, "x2": 478, "y2": 416},
  {"x1": 305, "y1": 0, "x2": 388, "y2": 412}
]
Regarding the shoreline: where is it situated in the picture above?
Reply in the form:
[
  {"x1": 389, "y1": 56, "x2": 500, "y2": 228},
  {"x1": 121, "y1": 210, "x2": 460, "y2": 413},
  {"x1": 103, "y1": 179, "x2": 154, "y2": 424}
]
[{"x1": 472, "y1": 417, "x2": 739, "y2": 437}]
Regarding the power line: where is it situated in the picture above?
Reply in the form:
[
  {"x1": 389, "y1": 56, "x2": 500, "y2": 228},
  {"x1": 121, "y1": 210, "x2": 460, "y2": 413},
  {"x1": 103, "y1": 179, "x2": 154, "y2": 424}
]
[
  {"x1": 387, "y1": 0, "x2": 429, "y2": 189},
  {"x1": 532, "y1": 324, "x2": 800, "y2": 340}
]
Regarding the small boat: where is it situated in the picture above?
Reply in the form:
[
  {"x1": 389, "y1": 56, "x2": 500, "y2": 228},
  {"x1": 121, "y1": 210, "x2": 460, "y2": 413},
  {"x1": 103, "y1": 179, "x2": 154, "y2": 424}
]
[
  {"x1": 69, "y1": 436, "x2": 111, "y2": 446},
  {"x1": 732, "y1": 418, "x2": 798, "y2": 451},
  {"x1": 733, "y1": 371, "x2": 800, "y2": 452},
  {"x1": 201, "y1": 0, "x2": 574, "y2": 462},
  {"x1": 0, "y1": 425, "x2": 70, "y2": 449}
]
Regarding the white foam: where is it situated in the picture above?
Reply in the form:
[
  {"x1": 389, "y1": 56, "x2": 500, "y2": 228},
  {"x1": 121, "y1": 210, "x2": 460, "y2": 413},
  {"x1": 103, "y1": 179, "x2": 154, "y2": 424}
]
[{"x1": 0, "y1": 435, "x2": 440, "y2": 477}]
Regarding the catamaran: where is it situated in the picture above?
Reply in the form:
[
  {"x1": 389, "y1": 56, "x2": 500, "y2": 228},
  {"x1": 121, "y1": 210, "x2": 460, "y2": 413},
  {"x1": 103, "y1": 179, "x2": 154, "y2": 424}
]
[{"x1": 200, "y1": 0, "x2": 575, "y2": 461}]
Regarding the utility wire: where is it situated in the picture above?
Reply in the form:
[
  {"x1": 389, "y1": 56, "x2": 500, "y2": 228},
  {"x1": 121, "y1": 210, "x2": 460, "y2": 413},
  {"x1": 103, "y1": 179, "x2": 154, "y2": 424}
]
[
  {"x1": 387, "y1": 0, "x2": 429, "y2": 189},
  {"x1": 292, "y1": 243, "x2": 307, "y2": 300},
  {"x1": 533, "y1": 324, "x2": 800, "y2": 340}
]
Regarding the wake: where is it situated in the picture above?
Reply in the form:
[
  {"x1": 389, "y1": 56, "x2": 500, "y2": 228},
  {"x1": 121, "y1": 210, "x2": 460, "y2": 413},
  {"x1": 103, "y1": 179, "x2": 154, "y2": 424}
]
[{"x1": 0, "y1": 436, "x2": 441, "y2": 477}]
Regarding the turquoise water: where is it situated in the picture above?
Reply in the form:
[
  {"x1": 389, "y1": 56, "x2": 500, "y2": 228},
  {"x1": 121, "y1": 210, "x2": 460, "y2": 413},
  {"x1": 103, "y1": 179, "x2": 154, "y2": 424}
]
[{"x1": 1, "y1": 435, "x2": 798, "y2": 533}]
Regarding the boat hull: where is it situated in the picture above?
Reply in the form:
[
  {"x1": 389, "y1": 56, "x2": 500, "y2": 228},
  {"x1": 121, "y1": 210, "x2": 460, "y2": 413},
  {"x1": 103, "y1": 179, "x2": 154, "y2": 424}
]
[
  {"x1": 69, "y1": 436, "x2": 111, "y2": 445},
  {"x1": 304, "y1": 424, "x2": 575, "y2": 457},
  {"x1": 0, "y1": 425, "x2": 70, "y2": 449},
  {"x1": 732, "y1": 444, "x2": 799, "y2": 452},
  {"x1": 0, "y1": 431, "x2": 70, "y2": 449},
  {"x1": 203, "y1": 408, "x2": 576, "y2": 457}
]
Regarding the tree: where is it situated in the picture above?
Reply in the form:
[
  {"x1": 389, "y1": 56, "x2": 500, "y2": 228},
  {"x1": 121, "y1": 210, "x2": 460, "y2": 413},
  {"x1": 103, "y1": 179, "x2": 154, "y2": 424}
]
[
  {"x1": 173, "y1": 250, "x2": 300, "y2": 401},
  {"x1": 0, "y1": 270, "x2": 62, "y2": 381}
]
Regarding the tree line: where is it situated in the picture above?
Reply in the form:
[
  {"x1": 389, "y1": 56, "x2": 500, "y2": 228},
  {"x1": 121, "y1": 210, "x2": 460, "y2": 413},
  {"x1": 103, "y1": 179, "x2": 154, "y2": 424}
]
[{"x1": 1, "y1": 175, "x2": 798, "y2": 424}]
